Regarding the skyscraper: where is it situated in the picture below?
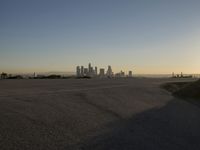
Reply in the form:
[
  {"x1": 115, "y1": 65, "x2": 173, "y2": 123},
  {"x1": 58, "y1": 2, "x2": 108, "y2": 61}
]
[
  {"x1": 76, "y1": 66, "x2": 81, "y2": 77},
  {"x1": 95, "y1": 66, "x2": 98, "y2": 75},
  {"x1": 81, "y1": 66, "x2": 84, "y2": 77},
  {"x1": 88, "y1": 63, "x2": 92, "y2": 74}
]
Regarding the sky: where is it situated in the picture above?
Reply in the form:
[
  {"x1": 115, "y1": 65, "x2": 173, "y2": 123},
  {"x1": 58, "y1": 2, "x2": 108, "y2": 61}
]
[{"x1": 0, "y1": 0, "x2": 200, "y2": 74}]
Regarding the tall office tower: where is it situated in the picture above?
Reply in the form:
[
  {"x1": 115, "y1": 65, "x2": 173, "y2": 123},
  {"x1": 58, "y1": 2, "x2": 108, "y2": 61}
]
[
  {"x1": 88, "y1": 63, "x2": 92, "y2": 74},
  {"x1": 81, "y1": 66, "x2": 84, "y2": 77},
  {"x1": 76, "y1": 66, "x2": 81, "y2": 77},
  {"x1": 91, "y1": 67, "x2": 95, "y2": 77},
  {"x1": 95, "y1": 66, "x2": 98, "y2": 75},
  {"x1": 106, "y1": 65, "x2": 113, "y2": 77},
  {"x1": 99, "y1": 68, "x2": 105, "y2": 77},
  {"x1": 128, "y1": 71, "x2": 132, "y2": 77}
]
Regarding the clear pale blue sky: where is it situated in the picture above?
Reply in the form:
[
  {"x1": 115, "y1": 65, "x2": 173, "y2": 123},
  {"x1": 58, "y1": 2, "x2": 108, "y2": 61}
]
[{"x1": 0, "y1": 0, "x2": 200, "y2": 74}]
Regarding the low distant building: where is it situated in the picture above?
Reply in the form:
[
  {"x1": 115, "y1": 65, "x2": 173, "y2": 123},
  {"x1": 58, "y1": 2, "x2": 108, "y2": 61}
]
[
  {"x1": 120, "y1": 71, "x2": 125, "y2": 77},
  {"x1": 181, "y1": 72, "x2": 183, "y2": 78},
  {"x1": 106, "y1": 65, "x2": 113, "y2": 78},
  {"x1": 84, "y1": 68, "x2": 88, "y2": 76},
  {"x1": 115, "y1": 71, "x2": 125, "y2": 77},
  {"x1": 1, "y1": 72, "x2": 8, "y2": 79},
  {"x1": 33, "y1": 72, "x2": 37, "y2": 78},
  {"x1": 115, "y1": 73, "x2": 121, "y2": 78},
  {"x1": 172, "y1": 72, "x2": 175, "y2": 78},
  {"x1": 128, "y1": 71, "x2": 132, "y2": 77},
  {"x1": 99, "y1": 68, "x2": 105, "y2": 77}
]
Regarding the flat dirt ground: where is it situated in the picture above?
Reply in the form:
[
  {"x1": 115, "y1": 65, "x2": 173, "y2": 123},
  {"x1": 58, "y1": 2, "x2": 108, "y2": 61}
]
[{"x1": 0, "y1": 78, "x2": 200, "y2": 150}]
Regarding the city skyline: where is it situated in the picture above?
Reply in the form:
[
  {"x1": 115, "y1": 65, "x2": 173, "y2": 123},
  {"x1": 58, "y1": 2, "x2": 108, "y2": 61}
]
[
  {"x1": 76, "y1": 63, "x2": 126, "y2": 78},
  {"x1": 1, "y1": 0, "x2": 200, "y2": 74}
]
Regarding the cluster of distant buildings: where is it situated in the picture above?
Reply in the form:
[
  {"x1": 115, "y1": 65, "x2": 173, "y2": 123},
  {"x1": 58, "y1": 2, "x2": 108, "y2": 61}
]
[
  {"x1": 76, "y1": 63, "x2": 133, "y2": 78},
  {"x1": 172, "y1": 72, "x2": 193, "y2": 78}
]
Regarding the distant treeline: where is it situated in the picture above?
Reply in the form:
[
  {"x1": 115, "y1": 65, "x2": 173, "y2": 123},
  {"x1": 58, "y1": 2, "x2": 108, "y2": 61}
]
[
  {"x1": 31, "y1": 75, "x2": 91, "y2": 79},
  {"x1": 0, "y1": 72, "x2": 91, "y2": 79},
  {"x1": 31, "y1": 75, "x2": 63, "y2": 79},
  {"x1": 0, "y1": 73, "x2": 23, "y2": 79}
]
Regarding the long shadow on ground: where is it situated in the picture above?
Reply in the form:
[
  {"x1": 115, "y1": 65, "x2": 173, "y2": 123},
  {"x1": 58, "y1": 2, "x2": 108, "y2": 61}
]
[{"x1": 75, "y1": 99, "x2": 200, "y2": 150}]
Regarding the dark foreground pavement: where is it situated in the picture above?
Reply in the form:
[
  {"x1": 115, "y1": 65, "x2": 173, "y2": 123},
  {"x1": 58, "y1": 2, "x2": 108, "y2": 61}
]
[{"x1": 0, "y1": 78, "x2": 199, "y2": 150}]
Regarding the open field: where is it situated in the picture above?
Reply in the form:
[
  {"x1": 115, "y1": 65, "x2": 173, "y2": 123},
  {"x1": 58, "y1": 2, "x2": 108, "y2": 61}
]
[{"x1": 0, "y1": 78, "x2": 200, "y2": 150}]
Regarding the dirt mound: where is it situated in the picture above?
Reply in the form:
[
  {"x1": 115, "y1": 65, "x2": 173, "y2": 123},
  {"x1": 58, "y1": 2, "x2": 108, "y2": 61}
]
[
  {"x1": 162, "y1": 82, "x2": 191, "y2": 93},
  {"x1": 173, "y1": 79, "x2": 200, "y2": 99}
]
